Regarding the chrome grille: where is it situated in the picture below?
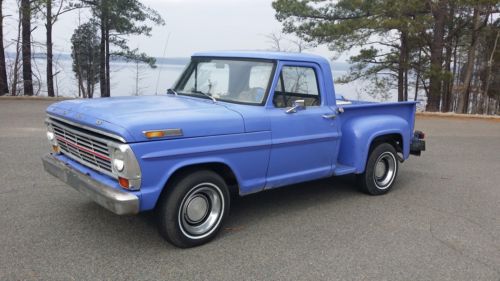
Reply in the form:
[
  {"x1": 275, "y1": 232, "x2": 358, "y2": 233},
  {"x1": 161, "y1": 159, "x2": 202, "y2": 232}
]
[{"x1": 49, "y1": 118, "x2": 114, "y2": 175}]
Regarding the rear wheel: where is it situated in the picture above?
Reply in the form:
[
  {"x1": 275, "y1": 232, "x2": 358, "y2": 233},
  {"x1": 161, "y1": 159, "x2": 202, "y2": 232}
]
[
  {"x1": 357, "y1": 143, "x2": 399, "y2": 195},
  {"x1": 158, "y1": 170, "x2": 230, "y2": 248}
]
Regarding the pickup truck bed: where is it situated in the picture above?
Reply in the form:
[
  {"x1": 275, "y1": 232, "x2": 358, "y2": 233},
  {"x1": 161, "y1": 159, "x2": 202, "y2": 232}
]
[{"x1": 336, "y1": 101, "x2": 416, "y2": 173}]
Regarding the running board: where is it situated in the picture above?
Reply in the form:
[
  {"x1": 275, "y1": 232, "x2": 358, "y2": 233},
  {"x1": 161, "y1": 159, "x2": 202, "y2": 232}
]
[{"x1": 333, "y1": 164, "x2": 356, "y2": 176}]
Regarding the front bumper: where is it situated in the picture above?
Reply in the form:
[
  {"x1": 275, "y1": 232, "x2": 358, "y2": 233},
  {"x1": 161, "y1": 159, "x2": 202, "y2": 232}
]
[{"x1": 42, "y1": 154, "x2": 139, "y2": 215}]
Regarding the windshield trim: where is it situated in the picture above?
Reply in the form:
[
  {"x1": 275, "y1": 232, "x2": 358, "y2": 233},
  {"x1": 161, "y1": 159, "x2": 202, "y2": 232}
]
[{"x1": 174, "y1": 57, "x2": 277, "y2": 106}]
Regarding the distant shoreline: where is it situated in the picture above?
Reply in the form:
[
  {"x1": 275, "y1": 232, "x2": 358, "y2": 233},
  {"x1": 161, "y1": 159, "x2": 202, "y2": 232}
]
[
  {"x1": 6, "y1": 52, "x2": 190, "y2": 66},
  {"x1": 4, "y1": 52, "x2": 352, "y2": 70}
]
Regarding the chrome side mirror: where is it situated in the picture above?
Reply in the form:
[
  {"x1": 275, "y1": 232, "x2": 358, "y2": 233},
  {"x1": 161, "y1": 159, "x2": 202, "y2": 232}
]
[{"x1": 286, "y1": 99, "x2": 305, "y2": 114}]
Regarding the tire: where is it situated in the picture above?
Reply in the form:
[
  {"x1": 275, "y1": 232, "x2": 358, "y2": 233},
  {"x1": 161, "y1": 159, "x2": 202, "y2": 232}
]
[
  {"x1": 357, "y1": 143, "x2": 399, "y2": 195},
  {"x1": 157, "y1": 170, "x2": 230, "y2": 248}
]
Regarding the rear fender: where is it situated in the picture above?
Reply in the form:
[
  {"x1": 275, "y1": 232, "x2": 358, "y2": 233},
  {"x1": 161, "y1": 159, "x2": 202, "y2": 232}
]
[{"x1": 337, "y1": 115, "x2": 410, "y2": 173}]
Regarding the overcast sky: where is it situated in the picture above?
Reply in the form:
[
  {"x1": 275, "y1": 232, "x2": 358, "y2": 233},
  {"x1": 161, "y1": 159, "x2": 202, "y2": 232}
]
[{"x1": 3, "y1": 0, "x2": 343, "y2": 60}]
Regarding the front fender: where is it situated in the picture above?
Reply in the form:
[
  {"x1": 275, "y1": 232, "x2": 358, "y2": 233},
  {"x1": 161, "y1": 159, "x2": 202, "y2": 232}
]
[
  {"x1": 137, "y1": 156, "x2": 246, "y2": 211},
  {"x1": 337, "y1": 115, "x2": 410, "y2": 173},
  {"x1": 129, "y1": 131, "x2": 271, "y2": 211}
]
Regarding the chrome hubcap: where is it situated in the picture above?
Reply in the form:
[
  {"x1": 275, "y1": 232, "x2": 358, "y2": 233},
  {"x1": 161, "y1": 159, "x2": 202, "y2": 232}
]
[
  {"x1": 185, "y1": 195, "x2": 209, "y2": 223},
  {"x1": 373, "y1": 152, "x2": 397, "y2": 189},
  {"x1": 178, "y1": 183, "x2": 224, "y2": 239},
  {"x1": 375, "y1": 161, "x2": 387, "y2": 178}
]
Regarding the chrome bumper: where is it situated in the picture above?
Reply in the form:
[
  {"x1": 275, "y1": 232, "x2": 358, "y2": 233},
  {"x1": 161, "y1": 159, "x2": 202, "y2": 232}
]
[{"x1": 42, "y1": 154, "x2": 139, "y2": 215}]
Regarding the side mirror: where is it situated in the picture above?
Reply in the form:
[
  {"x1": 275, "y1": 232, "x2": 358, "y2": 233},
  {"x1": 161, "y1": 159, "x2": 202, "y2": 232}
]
[{"x1": 286, "y1": 99, "x2": 305, "y2": 114}]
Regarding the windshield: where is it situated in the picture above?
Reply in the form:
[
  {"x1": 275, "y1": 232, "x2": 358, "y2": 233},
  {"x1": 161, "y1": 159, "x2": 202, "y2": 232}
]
[{"x1": 174, "y1": 59, "x2": 275, "y2": 105}]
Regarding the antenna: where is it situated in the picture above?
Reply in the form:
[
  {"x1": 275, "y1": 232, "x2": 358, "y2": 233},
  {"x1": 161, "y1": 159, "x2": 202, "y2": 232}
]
[{"x1": 155, "y1": 32, "x2": 171, "y2": 95}]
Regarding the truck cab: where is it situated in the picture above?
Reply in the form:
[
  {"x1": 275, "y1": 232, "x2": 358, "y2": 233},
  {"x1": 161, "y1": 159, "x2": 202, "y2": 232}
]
[{"x1": 42, "y1": 51, "x2": 425, "y2": 248}]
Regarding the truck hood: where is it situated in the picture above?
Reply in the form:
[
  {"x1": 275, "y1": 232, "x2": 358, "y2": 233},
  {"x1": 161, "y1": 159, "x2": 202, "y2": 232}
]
[{"x1": 46, "y1": 95, "x2": 244, "y2": 143}]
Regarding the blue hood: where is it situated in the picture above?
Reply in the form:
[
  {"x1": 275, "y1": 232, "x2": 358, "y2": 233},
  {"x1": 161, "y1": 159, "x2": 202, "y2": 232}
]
[{"x1": 46, "y1": 95, "x2": 244, "y2": 143}]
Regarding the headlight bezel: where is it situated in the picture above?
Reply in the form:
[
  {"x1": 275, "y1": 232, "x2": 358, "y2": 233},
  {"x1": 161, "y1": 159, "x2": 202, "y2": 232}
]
[{"x1": 109, "y1": 143, "x2": 142, "y2": 190}]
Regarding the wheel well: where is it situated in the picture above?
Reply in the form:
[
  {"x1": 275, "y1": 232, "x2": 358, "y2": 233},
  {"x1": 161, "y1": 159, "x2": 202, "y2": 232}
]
[
  {"x1": 369, "y1": 133, "x2": 403, "y2": 154},
  {"x1": 162, "y1": 163, "x2": 239, "y2": 199}
]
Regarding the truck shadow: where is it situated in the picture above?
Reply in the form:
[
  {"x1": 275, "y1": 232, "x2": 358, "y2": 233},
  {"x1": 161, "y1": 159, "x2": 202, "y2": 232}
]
[
  {"x1": 72, "y1": 175, "x2": 360, "y2": 249},
  {"x1": 223, "y1": 175, "x2": 359, "y2": 229}
]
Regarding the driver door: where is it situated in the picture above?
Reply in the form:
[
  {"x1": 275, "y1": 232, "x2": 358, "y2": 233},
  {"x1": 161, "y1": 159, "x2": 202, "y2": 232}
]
[{"x1": 265, "y1": 62, "x2": 340, "y2": 189}]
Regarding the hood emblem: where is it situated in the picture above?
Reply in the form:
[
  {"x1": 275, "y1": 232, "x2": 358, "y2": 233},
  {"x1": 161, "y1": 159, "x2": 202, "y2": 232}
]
[
  {"x1": 95, "y1": 120, "x2": 103, "y2": 126},
  {"x1": 143, "y1": 129, "x2": 183, "y2": 139}
]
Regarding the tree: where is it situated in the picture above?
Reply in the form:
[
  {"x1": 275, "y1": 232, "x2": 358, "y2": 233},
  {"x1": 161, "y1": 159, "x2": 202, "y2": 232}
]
[
  {"x1": 265, "y1": 32, "x2": 288, "y2": 52},
  {"x1": 71, "y1": 22, "x2": 100, "y2": 98},
  {"x1": 82, "y1": 0, "x2": 164, "y2": 97},
  {"x1": 272, "y1": 0, "x2": 428, "y2": 103},
  {"x1": 9, "y1": 0, "x2": 23, "y2": 96},
  {"x1": 21, "y1": 0, "x2": 33, "y2": 96},
  {"x1": 426, "y1": 0, "x2": 448, "y2": 112},
  {"x1": 0, "y1": 0, "x2": 8, "y2": 95},
  {"x1": 38, "y1": 0, "x2": 80, "y2": 97},
  {"x1": 265, "y1": 31, "x2": 314, "y2": 52},
  {"x1": 272, "y1": 0, "x2": 500, "y2": 114}
]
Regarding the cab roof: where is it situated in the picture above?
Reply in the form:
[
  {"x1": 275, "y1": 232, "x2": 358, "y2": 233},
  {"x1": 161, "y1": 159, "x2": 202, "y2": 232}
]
[{"x1": 192, "y1": 50, "x2": 330, "y2": 65}]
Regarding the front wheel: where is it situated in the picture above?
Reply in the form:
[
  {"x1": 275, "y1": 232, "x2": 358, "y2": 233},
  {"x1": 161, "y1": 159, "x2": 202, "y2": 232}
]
[
  {"x1": 158, "y1": 170, "x2": 230, "y2": 248},
  {"x1": 357, "y1": 143, "x2": 399, "y2": 195}
]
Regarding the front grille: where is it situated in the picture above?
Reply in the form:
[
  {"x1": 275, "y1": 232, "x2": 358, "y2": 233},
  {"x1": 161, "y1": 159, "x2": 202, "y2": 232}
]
[{"x1": 50, "y1": 118, "x2": 114, "y2": 175}]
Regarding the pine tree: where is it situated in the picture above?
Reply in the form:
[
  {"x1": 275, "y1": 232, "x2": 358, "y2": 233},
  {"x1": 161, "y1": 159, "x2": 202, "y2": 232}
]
[
  {"x1": 71, "y1": 22, "x2": 100, "y2": 98},
  {"x1": 38, "y1": 0, "x2": 80, "y2": 97},
  {"x1": 21, "y1": 0, "x2": 33, "y2": 96},
  {"x1": 0, "y1": 0, "x2": 8, "y2": 95},
  {"x1": 81, "y1": 0, "x2": 164, "y2": 97},
  {"x1": 272, "y1": 0, "x2": 428, "y2": 103}
]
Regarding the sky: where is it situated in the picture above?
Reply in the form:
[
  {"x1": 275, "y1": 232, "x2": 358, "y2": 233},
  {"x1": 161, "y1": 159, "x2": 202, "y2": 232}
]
[{"x1": 3, "y1": 0, "x2": 342, "y2": 60}]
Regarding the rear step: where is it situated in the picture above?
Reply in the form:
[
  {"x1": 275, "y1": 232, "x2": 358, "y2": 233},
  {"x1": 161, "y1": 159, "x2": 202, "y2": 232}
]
[{"x1": 333, "y1": 164, "x2": 356, "y2": 176}]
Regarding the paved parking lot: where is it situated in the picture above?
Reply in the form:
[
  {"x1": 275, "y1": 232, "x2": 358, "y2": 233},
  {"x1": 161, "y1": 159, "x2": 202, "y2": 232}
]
[{"x1": 0, "y1": 99, "x2": 499, "y2": 280}]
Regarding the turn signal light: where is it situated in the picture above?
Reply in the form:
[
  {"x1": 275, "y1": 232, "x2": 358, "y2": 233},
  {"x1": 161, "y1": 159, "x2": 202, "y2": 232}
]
[
  {"x1": 118, "y1": 177, "x2": 129, "y2": 189},
  {"x1": 52, "y1": 145, "x2": 60, "y2": 153},
  {"x1": 144, "y1": 131, "x2": 166, "y2": 139}
]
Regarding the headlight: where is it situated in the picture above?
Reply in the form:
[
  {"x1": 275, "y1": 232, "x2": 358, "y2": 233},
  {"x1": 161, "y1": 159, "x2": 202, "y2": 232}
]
[
  {"x1": 110, "y1": 144, "x2": 141, "y2": 190},
  {"x1": 46, "y1": 124, "x2": 60, "y2": 153},
  {"x1": 46, "y1": 131, "x2": 55, "y2": 142},
  {"x1": 112, "y1": 148, "x2": 125, "y2": 172},
  {"x1": 113, "y1": 158, "x2": 125, "y2": 172}
]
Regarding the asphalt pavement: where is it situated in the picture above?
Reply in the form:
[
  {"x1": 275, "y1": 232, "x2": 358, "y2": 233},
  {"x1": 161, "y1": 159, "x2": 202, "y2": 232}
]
[{"x1": 0, "y1": 99, "x2": 499, "y2": 280}]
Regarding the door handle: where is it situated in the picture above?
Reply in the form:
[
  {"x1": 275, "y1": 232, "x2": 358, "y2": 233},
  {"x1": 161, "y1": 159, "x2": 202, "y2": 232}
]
[{"x1": 322, "y1": 114, "x2": 336, "y2": 119}]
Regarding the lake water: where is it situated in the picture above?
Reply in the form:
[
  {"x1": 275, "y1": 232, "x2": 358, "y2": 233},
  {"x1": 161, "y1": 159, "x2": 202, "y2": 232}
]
[{"x1": 13, "y1": 58, "x2": 400, "y2": 102}]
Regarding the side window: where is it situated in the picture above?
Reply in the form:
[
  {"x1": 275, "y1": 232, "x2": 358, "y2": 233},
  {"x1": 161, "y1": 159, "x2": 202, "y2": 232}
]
[{"x1": 273, "y1": 66, "x2": 320, "y2": 108}]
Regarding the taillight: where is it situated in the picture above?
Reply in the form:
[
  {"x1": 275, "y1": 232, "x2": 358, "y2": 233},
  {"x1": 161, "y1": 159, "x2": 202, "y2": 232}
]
[{"x1": 414, "y1": 130, "x2": 425, "y2": 139}]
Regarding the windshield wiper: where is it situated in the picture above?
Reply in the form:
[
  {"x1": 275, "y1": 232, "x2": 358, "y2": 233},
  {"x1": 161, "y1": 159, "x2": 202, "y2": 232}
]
[
  {"x1": 167, "y1": 88, "x2": 178, "y2": 96},
  {"x1": 193, "y1": 90, "x2": 216, "y2": 103}
]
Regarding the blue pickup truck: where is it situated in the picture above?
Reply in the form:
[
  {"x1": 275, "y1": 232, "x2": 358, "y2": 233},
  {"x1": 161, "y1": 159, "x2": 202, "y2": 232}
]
[{"x1": 42, "y1": 51, "x2": 425, "y2": 247}]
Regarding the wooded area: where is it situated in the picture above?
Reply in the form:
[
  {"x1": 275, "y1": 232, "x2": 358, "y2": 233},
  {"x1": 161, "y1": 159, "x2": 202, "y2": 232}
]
[
  {"x1": 0, "y1": 0, "x2": 498, "y2": 115},
  {"x1": 273, "y1": 0, "x2": 499, "y2": 114},
  {"x1": 0, "y1": 0, "x2": 163, "y2": 98}
]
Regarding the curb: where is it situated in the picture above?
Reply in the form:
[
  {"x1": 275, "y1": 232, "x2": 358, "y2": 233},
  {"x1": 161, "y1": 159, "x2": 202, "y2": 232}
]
[
  {"x1": 0, "y1": 96, "x2": 74, "y2": 101},
  {"x1": 416, "y1": 112, "x2": 500, "y2": 120}
]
